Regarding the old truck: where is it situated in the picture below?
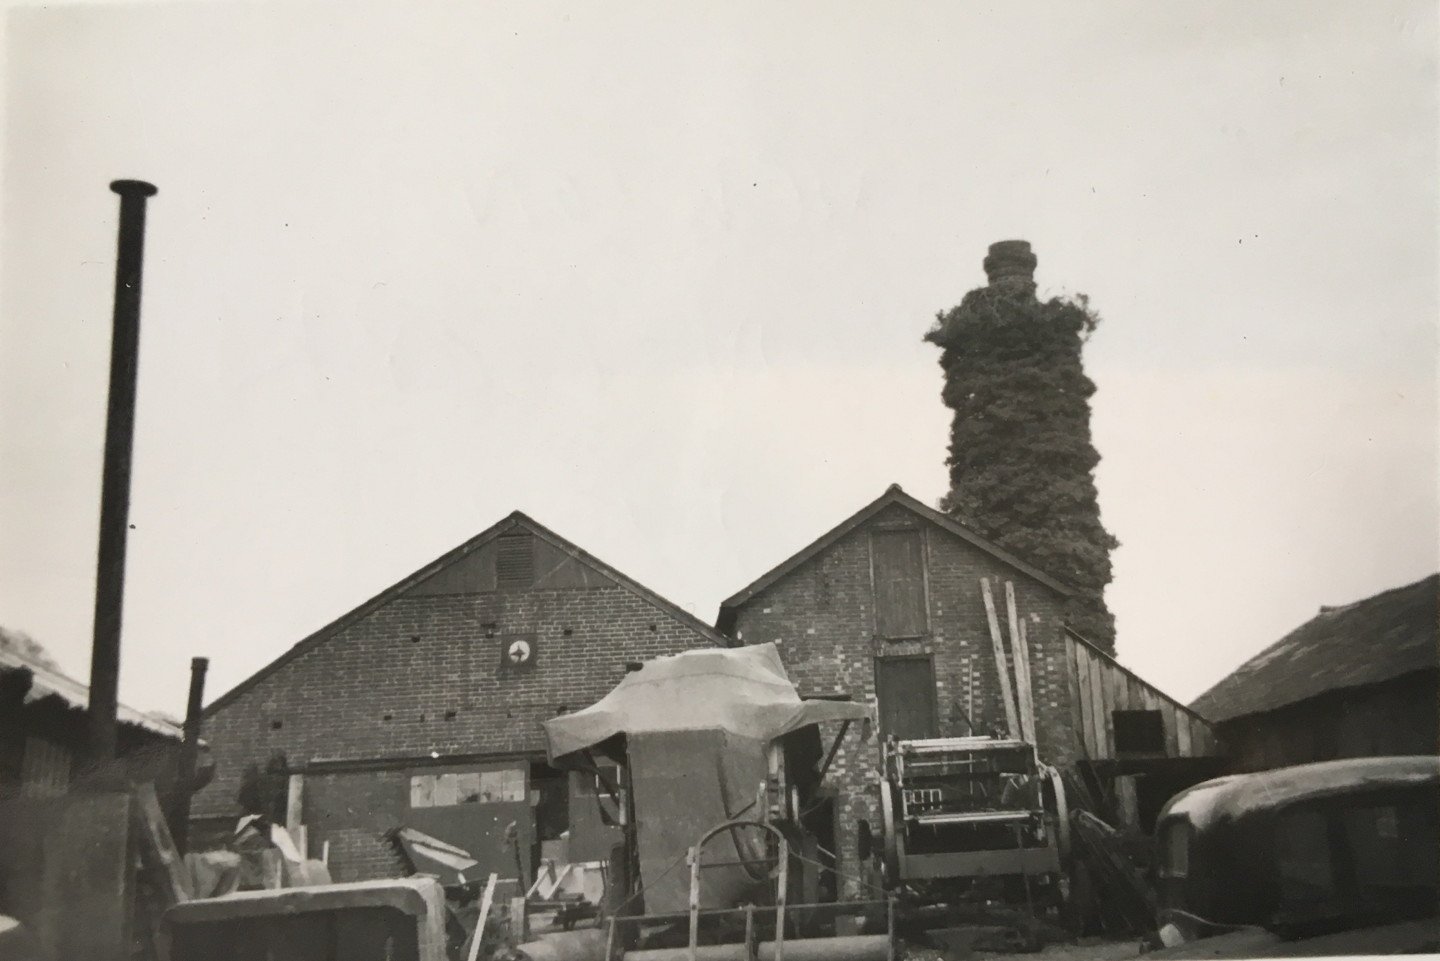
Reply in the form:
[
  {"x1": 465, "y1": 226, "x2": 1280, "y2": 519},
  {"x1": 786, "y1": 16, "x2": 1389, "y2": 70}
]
[{"x1": 1147, "y1": 755, "x2": 1440, "y2": 958}]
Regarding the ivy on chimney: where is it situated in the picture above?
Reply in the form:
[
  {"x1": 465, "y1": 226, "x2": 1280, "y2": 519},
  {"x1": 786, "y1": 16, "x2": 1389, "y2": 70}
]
[{"x1": 924, "y1": 242, "x2": 1119, "y2": 651}]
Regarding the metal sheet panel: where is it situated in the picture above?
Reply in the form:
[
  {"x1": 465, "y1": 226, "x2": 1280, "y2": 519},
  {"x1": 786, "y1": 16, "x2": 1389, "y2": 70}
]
[
  {"x1": 628, "y1": 729, "x2": 769, "y2": 915},
  {"x1": 902, "y1": 847, "x2": 1061, "y2": 880}
]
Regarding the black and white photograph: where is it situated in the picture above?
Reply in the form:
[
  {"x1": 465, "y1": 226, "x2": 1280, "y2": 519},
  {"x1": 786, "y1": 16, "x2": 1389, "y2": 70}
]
[{"x1": 0, "y1": 3, "x2": 1436, "y2": 959}]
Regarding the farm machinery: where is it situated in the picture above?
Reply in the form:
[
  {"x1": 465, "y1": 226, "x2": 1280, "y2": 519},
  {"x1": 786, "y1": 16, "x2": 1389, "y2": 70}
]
[
  {"x1": 523, "y1": 643, "x2": 896, "y2": 961},
  {"x1": 873, "y1": 735, "x2": 1069, "y2": 908}
]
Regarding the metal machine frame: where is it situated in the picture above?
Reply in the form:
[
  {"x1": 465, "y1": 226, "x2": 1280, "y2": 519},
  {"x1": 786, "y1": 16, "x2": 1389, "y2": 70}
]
[
  {"x1": 877, "y1": 736, "x2": 1067, "y2": 903},
  {"x1": 604, "y1": 818, "x2": 895, "y2": 961}
]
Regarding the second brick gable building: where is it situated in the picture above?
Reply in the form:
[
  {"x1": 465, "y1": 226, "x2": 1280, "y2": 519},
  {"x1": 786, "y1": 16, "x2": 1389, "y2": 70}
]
[{"x1": 716, "y1": 484, "x2": 1219, "y2": 895}]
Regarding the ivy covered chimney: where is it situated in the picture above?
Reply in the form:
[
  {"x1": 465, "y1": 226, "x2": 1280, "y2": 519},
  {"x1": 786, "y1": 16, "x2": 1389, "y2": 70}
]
[{"x1": 924, "y1": 241, "x2": 1119, "y2": 651}]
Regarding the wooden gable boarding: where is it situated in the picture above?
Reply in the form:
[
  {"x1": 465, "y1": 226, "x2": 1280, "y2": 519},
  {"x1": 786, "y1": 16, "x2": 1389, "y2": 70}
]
[{"x1": 1064, "y1": 630, "x2": 1219, "y2": 759}]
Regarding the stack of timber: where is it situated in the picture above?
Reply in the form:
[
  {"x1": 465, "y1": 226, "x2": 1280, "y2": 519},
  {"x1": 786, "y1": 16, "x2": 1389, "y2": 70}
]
[
  {"x1": 980, "y1": 577, "x2": 1039, "y2": 744},
  {"x1": 1069, "y1": 810, "x2": 1156, "y2": 938}
]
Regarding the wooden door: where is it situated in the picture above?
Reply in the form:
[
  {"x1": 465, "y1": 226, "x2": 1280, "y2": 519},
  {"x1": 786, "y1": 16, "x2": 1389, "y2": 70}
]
[
  {"x1": 875, "y1": 656, "x2": 939, "y2": 741},
  {"x1": 871, "y1": 530, "x2": 928, "y2": 638},
  {"x1": 406, "y1": 762, "x2": 532, "y2": 882}
]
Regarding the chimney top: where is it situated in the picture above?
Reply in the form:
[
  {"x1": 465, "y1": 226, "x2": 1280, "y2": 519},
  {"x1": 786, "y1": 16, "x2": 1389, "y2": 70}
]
[{"x1": 983, "y1": 240, "x2": 1037, "y2": 289}]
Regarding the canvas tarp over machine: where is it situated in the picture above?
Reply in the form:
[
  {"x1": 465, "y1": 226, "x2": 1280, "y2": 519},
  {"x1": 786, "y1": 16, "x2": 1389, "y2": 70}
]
[{"x1": 536, "y1": 643, "x2": 894, "y2": 961}]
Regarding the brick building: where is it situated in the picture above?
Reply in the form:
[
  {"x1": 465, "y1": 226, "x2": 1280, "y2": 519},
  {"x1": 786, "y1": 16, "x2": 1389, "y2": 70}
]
[
  {"x1": 192, "y1": 511, "x2": 725, "y2": 882},
  {"x1": 715, "y1": 485, "x2": 1218, "y2": 893}
]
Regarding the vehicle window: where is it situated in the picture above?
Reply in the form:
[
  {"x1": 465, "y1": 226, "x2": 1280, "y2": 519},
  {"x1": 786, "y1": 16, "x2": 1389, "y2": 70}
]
[
  {"x1": 1274, "y1": 788, "x2": 1440, "y2": 914},
  {"x1": 1275, "y1": 808, "x2": 1336, "y2": 904},
  {"x1": 1341, "y1": 795, "x2": 1440, "y2": 894},
  {"x1": 1159, "y1": 822, "x2": 1189, "y2": 879}
]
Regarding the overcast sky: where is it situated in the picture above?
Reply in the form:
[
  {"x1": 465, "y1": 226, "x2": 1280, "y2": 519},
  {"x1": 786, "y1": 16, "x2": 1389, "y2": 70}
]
[{"x1": 1, "y1": 1, "x2": 1435, "y2": 718}]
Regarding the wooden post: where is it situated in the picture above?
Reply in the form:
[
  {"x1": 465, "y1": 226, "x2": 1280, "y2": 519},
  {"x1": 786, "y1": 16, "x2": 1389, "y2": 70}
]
[
  {"x1": 466, "y1": 873, "x2": 498, "y2": 961},
  {"x1": 285, "y1": 773, "x2": 304, "y2": 855},
  {"x1": 1114, "y1": 775, "x2": 1140, "y2": 828},
  {"x1": 980, "y1": 578, "x2": 1020, "y2": 740},
  {"x1": 1005, "y1": 581, "x2": 1037, "y2": 744},
  {"x1": 1017, "y1": 619, "x2": 1038, "y2": 747},
  {"x1": 133, "y1": 782, "x2": 194, "y2": 905},
  {"x1": 508, "y1": 896, "x2": 527, "y2": 943}
]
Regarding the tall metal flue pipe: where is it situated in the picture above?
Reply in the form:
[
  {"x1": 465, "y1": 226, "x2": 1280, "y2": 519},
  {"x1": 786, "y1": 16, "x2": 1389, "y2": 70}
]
[{"x1": 87, "y1": 179, "x2": 158, "y2": 763}]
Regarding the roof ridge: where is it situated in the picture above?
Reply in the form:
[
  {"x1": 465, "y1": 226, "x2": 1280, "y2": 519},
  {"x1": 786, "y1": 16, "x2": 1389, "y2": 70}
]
[{"x1": 714, "y1": 483, "x2": 1073, "y2": 631}]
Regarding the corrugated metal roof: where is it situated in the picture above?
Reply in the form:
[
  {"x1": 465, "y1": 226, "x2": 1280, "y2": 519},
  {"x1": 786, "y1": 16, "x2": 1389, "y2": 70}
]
[
  {"x1": 0, "y1": 645, "x2": 185, "y2": 739},
  {"x1": 1190, "y1": 574, "x2": 1439, "y2": 723}
]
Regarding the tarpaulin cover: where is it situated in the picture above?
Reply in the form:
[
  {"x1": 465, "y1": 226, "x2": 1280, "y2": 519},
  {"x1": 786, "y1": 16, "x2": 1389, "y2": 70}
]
[
  {"x1": 543, "y1": 643, "x2": 871, "y2": 763},
  {"x1": 542, "y1": 643, "x2": 871, "y2": 913}
]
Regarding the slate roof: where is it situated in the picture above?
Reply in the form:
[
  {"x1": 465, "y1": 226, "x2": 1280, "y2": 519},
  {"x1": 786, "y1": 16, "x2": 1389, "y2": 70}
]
[
  {"x1": 1190, "y1": 574, "x2": 1439, "y2": 723},
  {"x1": 715, "y1": 483, "x2": 1074, "y2": 635}
]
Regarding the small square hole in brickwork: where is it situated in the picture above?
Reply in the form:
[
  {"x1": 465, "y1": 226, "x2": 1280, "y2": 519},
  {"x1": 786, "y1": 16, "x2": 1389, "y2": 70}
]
[
  {"x1": 563, "y1": 628, "x2": 573, "y2": 637},
  {"x1": 648, "y1": 623, "x2": 657, "y2": 632},
  {"x1": 411, "y1": 634, "x2": 421, "y2": 644},
  {"x1": 269, "y1": 719, "x2": 283, "y2": 731},
  {"x1": 445, "y1": 710, "x2": 458, "y2": 721},
  {"x1": 383, "y1": 713, "x2": 394, "y2": 722}
]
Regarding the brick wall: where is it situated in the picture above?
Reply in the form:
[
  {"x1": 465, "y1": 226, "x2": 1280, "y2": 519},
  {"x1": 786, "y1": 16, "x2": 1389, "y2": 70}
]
[
  {"x1": 727, "y1": 503, "x2": 1079, "y2": 896},
  {"x1": 195, "y1": 574, "x2": 718, "y2": 878},
  {"x1": 304, "y1": 769, "x2": 411, "y2": 881}
]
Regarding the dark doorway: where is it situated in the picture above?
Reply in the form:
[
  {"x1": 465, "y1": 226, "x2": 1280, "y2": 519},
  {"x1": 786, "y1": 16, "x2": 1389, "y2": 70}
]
[
  {"x1": 875, "y1": 656, "x2": 938, "y2": 740},
  {"x1": 530, "y1": 762, "x2": 570, "y2": 872}
]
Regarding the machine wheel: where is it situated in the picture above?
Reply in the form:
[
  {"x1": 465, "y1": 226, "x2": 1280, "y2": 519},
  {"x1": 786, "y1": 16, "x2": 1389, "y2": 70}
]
[
  {"x1": 1041, "y1": 765, "x2": 1071, "y2": 860},
  {"x1": 878, "y1": 780, "x2": 903, "y2": 889}
]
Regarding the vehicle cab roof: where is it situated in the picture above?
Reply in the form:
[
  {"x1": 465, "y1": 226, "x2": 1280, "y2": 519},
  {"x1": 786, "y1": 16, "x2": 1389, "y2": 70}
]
[{"x1": 1158, "y1": 756, "x2": 1440, "y2": 833}]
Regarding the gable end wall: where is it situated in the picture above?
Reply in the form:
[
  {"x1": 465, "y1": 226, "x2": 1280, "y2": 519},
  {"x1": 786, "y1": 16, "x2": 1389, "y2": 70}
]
[
  {"x1": 194, "y1": 580, "x2": 719, "y2": 833},
  {"x1": 727, "y1": 503, "x2": 1078, "y2": 895}
]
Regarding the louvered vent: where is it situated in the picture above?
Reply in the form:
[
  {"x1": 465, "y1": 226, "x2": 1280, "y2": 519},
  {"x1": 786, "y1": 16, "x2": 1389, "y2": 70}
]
[{"x1": 496, "y1": 534, "x2": 535, "y2": 589}]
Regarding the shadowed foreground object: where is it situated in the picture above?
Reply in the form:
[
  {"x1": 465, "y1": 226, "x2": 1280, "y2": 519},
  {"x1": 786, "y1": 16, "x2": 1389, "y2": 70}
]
[{"x1": 88, "y1": 179, "x2": 158, "y2": 764}]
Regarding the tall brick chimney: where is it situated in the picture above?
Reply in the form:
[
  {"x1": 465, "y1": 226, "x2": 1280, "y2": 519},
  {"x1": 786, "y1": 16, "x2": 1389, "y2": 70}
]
[{"x1": 983, "y1": 239, "x2": 1037, "y2": 291}]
